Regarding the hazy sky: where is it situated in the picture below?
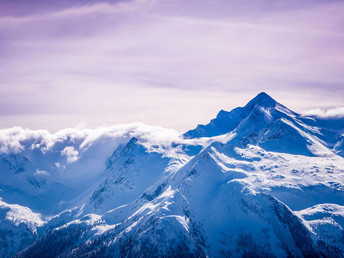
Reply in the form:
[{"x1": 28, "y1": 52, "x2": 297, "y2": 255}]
[{"x1": 1, "y1": 0, "x2": 344, "y2": 132}]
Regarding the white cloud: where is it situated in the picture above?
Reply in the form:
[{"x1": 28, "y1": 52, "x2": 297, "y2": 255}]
[
  {"x1": 0, "y1": 127, "x2": 49, "y2": 153},
  {"x1": 302, "y1": 107, "x2": 344, "y2": 118},
  {"x1": 0, "y1": 122, "x2": 188, "y2": 208},
  {"x1": 61, "y1": 146, "x2": 79, "y2": 163},
  {"x1": 34, "y1": 169, "x2": 50, "y2": 176},
  {"x1": 0, "y1": 124, "x2": 182, "y2": 180}
]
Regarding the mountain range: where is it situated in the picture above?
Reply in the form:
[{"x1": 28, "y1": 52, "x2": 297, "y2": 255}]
[{"x1": 1, "y1": 92, "x2": 344, "y2": 257}]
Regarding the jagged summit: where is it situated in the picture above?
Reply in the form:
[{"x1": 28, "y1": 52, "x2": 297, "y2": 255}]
[
  {"x1": 245, "y1": 92, "x2": 277, "y2": 109},
  {"x1": 183, "y1": 92, "x2": 344, "y2": 156},
  {"x1": 184, "y1": 92, "x2": 286, "y2": 139}
]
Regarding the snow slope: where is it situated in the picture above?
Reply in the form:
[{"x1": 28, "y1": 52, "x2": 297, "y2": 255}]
[
  {"x1": 0, "y1": 199, "x2": 45, "y2": 257},
  {"x1": 16, "y1": 141, "x2": 344, "y2": 257},
  {"x1": 82, "y1": 137, "x2": 185, "y2": 215}
]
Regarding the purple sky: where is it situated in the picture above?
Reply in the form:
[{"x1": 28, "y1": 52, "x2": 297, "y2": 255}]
[{"x1": 1, "y1": 0, "x2": 344, "y2": 132}]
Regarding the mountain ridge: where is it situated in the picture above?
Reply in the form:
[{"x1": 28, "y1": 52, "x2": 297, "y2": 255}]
[
  {"x1": 0, "y1": 92, "x2": 343, "y2": 257},
  {"x1": 184, "y1": 92, "x2": 344, "y2": 157}
]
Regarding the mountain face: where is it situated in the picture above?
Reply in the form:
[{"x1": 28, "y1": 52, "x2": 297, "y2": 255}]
[
  {"x1": 0, "y1": 200, "x2": 45, "y2": 258},
  {"x1": 185, "y1": 92, "x2": 344, "y2": 157},
  {"x1": 82, "y1": 137, "x2": 174, "y2": 215},
  {"x1": 0, "y1": 92, "x2": 344, "y2": 257},
  {"x1": 184, "y1": 92, "x2": 285, "y2": 138}
]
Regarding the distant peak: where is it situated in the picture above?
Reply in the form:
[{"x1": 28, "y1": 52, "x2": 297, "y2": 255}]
[
  {"x1": 256, "y1": 92, "x2": 271, "y2": 99},
  {"x1": 123, "y1": 137, "x2": 140, "y2": 151},
  {"x1": 253, "y1": 92, "x2": 275, "y2": 103},
  {"x1": 245, "y1": 92, "x2": 277, "y2": 109},
  {"x1": 128, "y1": 137, "x2": 139, "y2": 144}
]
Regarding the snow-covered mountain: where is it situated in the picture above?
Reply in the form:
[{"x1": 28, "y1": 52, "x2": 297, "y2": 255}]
[
  {"x1": 185, "y1": 92, "x2": 344, "y2": 156},
  {"x1": 0, "y1": 92, "x2": 344, "y2": 257}
]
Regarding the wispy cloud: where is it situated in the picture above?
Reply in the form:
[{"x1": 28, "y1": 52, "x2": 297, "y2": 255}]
[
  {"x1": 302, "y1": 107, "x2": 344, "y2": 118},
  {"x1": 0, "y1": 0, "x2": 343, "y2": 131}
]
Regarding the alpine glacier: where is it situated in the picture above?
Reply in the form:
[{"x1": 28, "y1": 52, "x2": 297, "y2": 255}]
[{"x1": 0, "y1": 92, "x2": 344, "y2": 257}]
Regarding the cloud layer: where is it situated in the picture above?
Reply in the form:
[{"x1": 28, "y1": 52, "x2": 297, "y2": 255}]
[
  {"x1": 0, "y1": 123, "x2": 182, "y2": 184},
  {"x1": 0, "y1": 0, "x2": 343, "y2": 131}
]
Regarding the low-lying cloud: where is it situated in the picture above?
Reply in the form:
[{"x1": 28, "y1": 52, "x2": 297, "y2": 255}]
[
  {"x1": 0, "y1": 123, "x2": 182, "y2": 180},
  {"x1": 302, "y1": 107, "x2": 344, "y2": 118}
]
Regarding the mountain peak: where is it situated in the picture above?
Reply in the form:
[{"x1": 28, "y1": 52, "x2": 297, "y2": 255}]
[
  {"x1": 127, "y1": 137, "x2": 139, "y2": 145},
  {"x1": 245, "y1": 92, "x2": 277, "y2": 109},
  {"x1": 183, "y1": 92, "x2": 289, "y2": 139}
]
